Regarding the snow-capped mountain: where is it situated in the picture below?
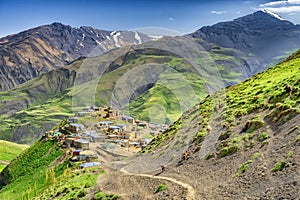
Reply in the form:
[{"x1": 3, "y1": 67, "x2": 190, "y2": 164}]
[
  {"x1": 0, "y1": 22, "x2": 152, "y2": 90},
  {"x1": 190, "y1": 10, "x2": 300, "y2": 63},
  {"x1": 260, "y1": 8, "x2": 285, "y2": 21}
]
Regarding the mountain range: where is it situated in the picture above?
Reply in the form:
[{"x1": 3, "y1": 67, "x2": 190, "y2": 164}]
[
  {"x1": 191, "y1": 10, "x2": 300, "y2": 66},
  {"x1": 0, "y1": 10, "x2": 300, "y2": 144},
  {"x1": 0, "y1": 22, "x2": 152, "y2": 90}
]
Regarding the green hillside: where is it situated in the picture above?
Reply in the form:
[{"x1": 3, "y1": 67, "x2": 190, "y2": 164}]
[
  {"x1": 143, "y1": 48, "x2": 300, "y2": 155},
  {"x1": 0, "y1": 139, "x2": 63, "y2": 199},
  {"x1": 122, "y1": 49, "x2": 300, "y2": 199},
  {"x1": 0, "y1": 137, "x2": 115, "y2": 199},
  {"x1": 0, "y1": 140, "x2": 28, "y2": 172}
]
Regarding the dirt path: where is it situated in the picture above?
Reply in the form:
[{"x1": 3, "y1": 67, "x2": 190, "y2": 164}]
[
  {"x1": 119, "y1": 169, "x2": 196, "y2": 200},
  {"x1": 97, "y1": 165, "x2": 196, "y2": 200}
]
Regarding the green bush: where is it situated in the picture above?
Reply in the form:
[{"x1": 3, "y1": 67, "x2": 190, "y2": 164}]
[
  {"x1": 219, "y1": 145, "x2": 239, "y2": 157},
  {"x1": 235, "y1": 160, "x2": 252, "y2": 176},
  {"x1": 256, "y1": 132, "x2": 269, "y2": 142},
  {"x1": 245, "y1": 140, "x2": 255, "y2": 150},
  {"x1": 156, "y1": 184, "x2": 166, "y2": 193},
  {"x1": 271, "y1": 161, "x2": 287, "y2": 172},
  {"x1": 205, "y1": 153, "x2": 214, "y2": 160},
  {"x1": 242, "y1": 119, "x2": 264, "y2": 133},
  {"x1": 195, "y1": 130, "x2": 206, "y2": 143},
  {"x1": 252, "y1": 152, "x2": 260, "y2": 159},
  {"x1": 285, "y1": 151, "x2": 293, "y2": 159},
  {"x1": 94, "y1": 191, "x2": 118, "y2": 200}
]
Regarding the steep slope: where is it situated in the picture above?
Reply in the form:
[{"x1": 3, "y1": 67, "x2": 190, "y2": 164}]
[
  {"x1": 120, "y1": 49, "x2": 300, "y2": 199},
  {"x1": 0, "y1": 22, "x2": 152, "y2": 90},
  {"x1": 190, "y1": 10, "x2": 300, "y2": 71},
  {"x1": 0, "y1": 138, "x2": 65, "y2": 199},
  {"x1": 0, "y1": 140, "x2": 28, "y2": 172}
]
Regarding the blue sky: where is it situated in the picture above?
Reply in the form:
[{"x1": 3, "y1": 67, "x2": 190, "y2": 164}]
[{"x1": 1, "y1": 0, "x2": 300, "y2": 37}]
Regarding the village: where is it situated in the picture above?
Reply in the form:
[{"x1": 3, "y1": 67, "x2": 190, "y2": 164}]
[{"x1": 45, "y1": 106, "x2": 168, "y2": 168}]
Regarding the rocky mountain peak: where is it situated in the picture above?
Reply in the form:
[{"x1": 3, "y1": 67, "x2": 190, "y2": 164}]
[
  {"x1": 190, "y1": 11, "x2": 300, "y2": 64},
  {"x1": 0, "y1": 23, "x2": 152, "y2": 91}
]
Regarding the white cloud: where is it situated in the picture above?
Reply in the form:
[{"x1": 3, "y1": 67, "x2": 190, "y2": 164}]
[
  {"x1": 264, "y1": 5, "x2": 300, "y2": 13},
  {"x1": 236, "y1": 11, "x2": 241, "y2": 14},
  {"x1": 259, "y1": 1, "x2": 287, "y2": 7},
  {"x1": 287, "y1": 0, "x2": 300, "y2": 4},
  {"x1": 168, "y1": 17, "x2": 174, "y2": 21},
  {"x1": 211, "y1": 10, "x2": 226, "y2": 15},
  {"x1": 259, "y1": 0, "x2": 300, "y2": 13}
]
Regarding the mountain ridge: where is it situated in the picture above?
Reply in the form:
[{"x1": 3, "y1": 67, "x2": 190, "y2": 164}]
[
  {"x1": 0, "y1": 22, "x2": 152, "y2": 90},
  {"x1": 190, "y1": 10, "x2": 300, "y2": 67}
]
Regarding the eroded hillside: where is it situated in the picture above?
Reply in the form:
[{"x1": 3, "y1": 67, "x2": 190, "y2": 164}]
[{"x1": 117, "y1": 49, "x2": 300, "y2": 199}]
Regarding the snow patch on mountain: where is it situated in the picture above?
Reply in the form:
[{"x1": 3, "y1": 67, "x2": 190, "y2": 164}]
[
  {"x1": 96, "y1": 40, "x2": 107, "y2": 51},
  {"x1": 134, "y1": 32, "x2": 142, "y2": 44},
  {"x1": 110, "y1": 31, "x2": 116, "y2": 36},
  {"x1": 149, "y1": 35, "x2": 163, "y2": 40},
  {"x1": 260, "y1": 8, "x2": 285, "y2": 21},
  {"x1": 106, "y1": 35, "x2": 111, "y2": 41},
  {"x1": 80, "y1": 33, "x2": 85, "y2": 47},
  {"x1": 112, "y1": 32, "x2": 121, "y2": 47}
]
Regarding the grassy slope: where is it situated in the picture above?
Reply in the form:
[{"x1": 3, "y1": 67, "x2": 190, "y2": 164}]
[
  {"x1": 0, "y1": 140, "x2": 28, "y2": 172},
  {"x1": 36, "y1": 167, "x2": 117, "y2": 200},
  {"x1": 0, "y1": 137, "x2": 115, "y2": 200},
  {"x1": 143, "y1": 49, "x2": 300, "y2": 154},
  {"x1": 0, "y1": 139, "x2": 64, "y2": 199},
  {"x1": 121, "y1": 50, "x2": 243, "y2": 124}
]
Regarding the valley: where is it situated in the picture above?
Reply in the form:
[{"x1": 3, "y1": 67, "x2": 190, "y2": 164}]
[{"x1": 0, "y1": 7, "x2": 299, "y2": 200}]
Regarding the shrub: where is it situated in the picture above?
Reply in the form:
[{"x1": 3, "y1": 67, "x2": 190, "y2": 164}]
[
  {"x1": 256, "y1": 132, "x2": 269, "y2": 142},
  {"x1": 252, "y1": 152, "x2": 260, "y2": 159},
  {"x1": 242, "y1": 119, "x2": 264, "y2": 133},
  {"x1": 219, "y1": 145, "x2": 239, "y2": 158},
  {"x1": 195, "y1": 130, "x2": 206, "y2": 143},
  {"x1": 271, "y1": 161, "x2": 287, "y2": 172},
  {"x1": 285, "y1": 151, "x2": 293, "y2": 159},
  {"x1": 261, "y1": 140, "x2": 268, "y2": 147},
  {"x1": 235, "y1": 160, "x2": 252, "y2": 176},
  {"x1": 205, "y1": 153, "x2": 214, "y2": 160},
  {"x1": 156, "y1": 184, "x2": 166, "y2": 193},
  {"x1": 94, "y1": 191, "x2": 118, "y2": 200}
]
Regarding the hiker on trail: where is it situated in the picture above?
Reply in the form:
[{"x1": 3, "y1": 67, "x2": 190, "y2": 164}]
[
  {"x1": 183, "y1": 151, "x2": 189, "y2": 160},
  {"x1": 160, "y1": 164, "x2": 166, "y2": 173}
]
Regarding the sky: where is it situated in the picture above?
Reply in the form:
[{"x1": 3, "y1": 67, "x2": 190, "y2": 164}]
[{"x1": 1, "y1": 0, "x2": 300, "y2": 37}]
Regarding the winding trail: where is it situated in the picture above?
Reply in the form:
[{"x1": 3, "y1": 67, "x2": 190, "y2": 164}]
[{"x1": 119, "y1": 169, "x2": 196, "y2": 200}]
